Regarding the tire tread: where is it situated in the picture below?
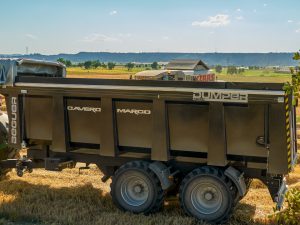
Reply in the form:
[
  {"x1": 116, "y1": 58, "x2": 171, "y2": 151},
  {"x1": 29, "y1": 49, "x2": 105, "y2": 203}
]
[{"x1": 179, "y1": 166, "x2": 235, "y2": 224}]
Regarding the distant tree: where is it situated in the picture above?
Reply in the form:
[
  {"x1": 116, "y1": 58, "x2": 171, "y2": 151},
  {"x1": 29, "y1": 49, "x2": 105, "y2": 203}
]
[
  {"x1": 83, "y1": 61, "x2": 92, "y2": 69},
  {"x1": 92, "y1": 60, "x2": 101, "y2": 69},
  {"x1": 238, "y1": 68, "x2": 245, "y2": 74},
  {"x1": 151, "y1": 61, "x2": 158, "y2": 70},
  {"x1": 77, "y1": 62, "x2": 84, "y2": 68},
  {"x1": 107, "y1": 62, "x2": 116, "y2": 70},
  {"x1": 215, "y1": 65, "x2": 223, "y2": 73},
  {"x1": 101, "y1": 63, "x2": 107, "y2": 69},
  {"x1": 65, "y1": 60, "x2": 72, "y2": 67},
  {"x1": 227, "y1": 66, "x2": 238, "y2": 74},
  {"x1": 125, "y1": 62, "x2": 135, "y2": 71},
  {"x1": 249, "y1": 66, "x2": 260, "y2": 70},
  {"x1": 57, "y1": 58, "x2": 65, "y2": 64},
  {"x1": 57, "y1": 58, "x2": 72, "y2": 67}
]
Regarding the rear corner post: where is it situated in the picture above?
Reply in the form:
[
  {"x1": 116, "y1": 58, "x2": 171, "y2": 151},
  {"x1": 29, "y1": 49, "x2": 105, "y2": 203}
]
[
  {"x1": 52, "y1": 96, "x2": 68, "y2": 152},
  {"x1": 151, "y1": 99, "x2": 169, "y2": 161},
  {"x1": 207, "y1": 102, "x2": 227, "y2": 166},
  {"x1": 99, "y1": 97, "x2": 118, "y2": 157}
]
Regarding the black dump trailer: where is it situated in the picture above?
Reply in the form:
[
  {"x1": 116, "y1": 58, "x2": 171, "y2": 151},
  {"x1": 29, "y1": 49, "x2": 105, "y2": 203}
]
[{"x1": 0, "y1": 59, "x2": 298, "y2": 223}]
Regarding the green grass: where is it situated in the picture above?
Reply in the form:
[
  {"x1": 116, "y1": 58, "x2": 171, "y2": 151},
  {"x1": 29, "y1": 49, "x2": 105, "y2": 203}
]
[{"x1": 214, "y1": 68, "x2": 291, "y2": 83}]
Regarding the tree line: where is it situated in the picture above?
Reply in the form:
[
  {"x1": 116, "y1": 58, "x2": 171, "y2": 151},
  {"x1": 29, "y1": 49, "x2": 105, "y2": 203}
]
[
  {"x1": 57, "y1": 58, "x2": 160, "y2": 70},
  {"x1": 214, "y1": 65, "x2": 246, "y2": 75}
]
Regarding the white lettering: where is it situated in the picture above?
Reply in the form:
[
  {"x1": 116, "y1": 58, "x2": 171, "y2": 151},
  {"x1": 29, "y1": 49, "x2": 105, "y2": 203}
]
[
  {"x1": 10, "y1": 97, "x2": 17, "y2": 144},
  {"x1": 193, "y1": 91, "x2": 248, "y2": 103},
  {"x1": 116, "y1": 108, "x2": 151, "y2": 115},
  {"x1": 67, "y1": 106, "x2": 151, "y2": 115},
  {"x1": 67, "y1": 106, "x2": 101, "y2": 113}
]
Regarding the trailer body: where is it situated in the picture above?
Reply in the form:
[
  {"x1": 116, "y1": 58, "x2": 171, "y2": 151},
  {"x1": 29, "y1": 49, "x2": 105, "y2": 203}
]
[{"x1": 0, "y1": 59, "x2": 298, "y2": 223}]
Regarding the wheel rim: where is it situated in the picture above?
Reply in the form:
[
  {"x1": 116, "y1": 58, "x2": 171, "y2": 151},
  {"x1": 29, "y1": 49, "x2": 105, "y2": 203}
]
[
  {"x1": 120, "y1": 175, "x2": 149, "y2": 207},
  {"x1": 190, "y1": 182, "x2": 223, "y2": 215}
]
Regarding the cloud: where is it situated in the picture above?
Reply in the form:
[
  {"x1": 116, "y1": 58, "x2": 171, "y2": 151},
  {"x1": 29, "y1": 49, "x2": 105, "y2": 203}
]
[
  {"x1": 236, "y1": 16, "x2": 244, "y2": 21},
  {"x1": 288, "y1": 20, "x2": 294, "y2": 23},
  {"x1": 192, "y1": 14, "x2": 230, "y2": 28},
  {"x1": 162, "y1": 36, "x2": 169, "y2": 40},
  {"x1": 296, "y1": 29, "x2": 300, "y2": 33},
  {"x1": 253, "y1": 9, "x2": 257, "y2": 13},
  {"x1": 263, "y1": 3, "x2": 267, "y2": 7},
  {"x1": 25, "y1": 34, "x2": 38, "y2": 40},
  {"x1": 109, "y1": 10, "x2": 117, "y2": 16},
  {"x1": 236, "y1": 8, "x2": 241, "y2": 12},
  {"x1": 118, "y1": 33, "x2": 132, "y2": 38},
  {"x1": 82, "y1": 33, "x2": 120, "y2": 42}
]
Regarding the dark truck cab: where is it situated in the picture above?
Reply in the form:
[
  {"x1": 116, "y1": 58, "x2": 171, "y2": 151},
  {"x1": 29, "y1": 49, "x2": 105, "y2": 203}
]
[{"x1": 0, "y1": 59, "x2": 298, "y2": 224}]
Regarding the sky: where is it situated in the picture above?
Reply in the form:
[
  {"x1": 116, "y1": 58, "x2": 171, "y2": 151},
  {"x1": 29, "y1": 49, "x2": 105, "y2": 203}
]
[{"x1": 0, "y1": 0, "x2": 299, "y2": 54}]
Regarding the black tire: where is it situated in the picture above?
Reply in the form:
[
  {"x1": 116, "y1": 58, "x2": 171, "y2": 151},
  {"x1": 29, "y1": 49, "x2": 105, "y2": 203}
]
[
  {"x1": 110, "y1": 161, "x2": 164, "y2": 214},
  {"x1": 179, "y1": 166, "x2": 235, "y2": 224}
]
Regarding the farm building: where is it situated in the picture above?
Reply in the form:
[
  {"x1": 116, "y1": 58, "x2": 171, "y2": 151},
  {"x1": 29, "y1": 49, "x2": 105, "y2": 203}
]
[
  {"x1": 165, "y1": 59, "x2": 215, "y2": 81},
  {"x1": 134, "y1": 70, "x2": 185, "y2": 80},
  {"x1": 166, "y1": 59, "x2": 209, "y2": 75}
]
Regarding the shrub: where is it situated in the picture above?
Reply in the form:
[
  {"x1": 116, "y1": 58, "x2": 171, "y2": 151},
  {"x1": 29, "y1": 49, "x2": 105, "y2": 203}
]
[
  {"x1": 283, "y1": 51, "x2": 300, "y2": 105},
  {"x1": 272, "y1": 188, "x2": 300, "y2": 225}
]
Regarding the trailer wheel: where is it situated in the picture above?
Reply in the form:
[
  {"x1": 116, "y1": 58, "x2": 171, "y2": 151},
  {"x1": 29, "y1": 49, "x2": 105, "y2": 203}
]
[
  {"x1": 110, "y1": 161, "x2": 164, "y2": 214},
  {"x1": 179, "y1": 167, "x2": 234, "y2": 223}
]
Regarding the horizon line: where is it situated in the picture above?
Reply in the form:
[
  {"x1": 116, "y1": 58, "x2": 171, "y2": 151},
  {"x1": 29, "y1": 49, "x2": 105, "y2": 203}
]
[{"x1": 0, "y1": 51, "x2": 296, "y2": 56}]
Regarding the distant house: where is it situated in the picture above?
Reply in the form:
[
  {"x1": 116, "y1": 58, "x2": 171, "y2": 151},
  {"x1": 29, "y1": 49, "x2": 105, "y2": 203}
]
[
  {"x1": 276, "y1": 66, "x2": 293, "y2": 74},
  {"x1": 166, "y1": 59, "x2": 209, "y2": 75},
  {"x1": 166, "y1": 59, "x2": 215, "y2": 81}
]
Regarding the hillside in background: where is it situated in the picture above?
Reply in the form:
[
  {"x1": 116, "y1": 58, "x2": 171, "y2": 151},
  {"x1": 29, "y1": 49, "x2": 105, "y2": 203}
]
[{"x1": 0, "y1": 52, "x2": 297, "y2": 66}]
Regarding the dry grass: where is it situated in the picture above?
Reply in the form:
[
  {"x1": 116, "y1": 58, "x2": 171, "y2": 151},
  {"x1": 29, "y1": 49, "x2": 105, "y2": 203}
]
[
  {"x1": 66, "y1": 67, "x2": 141, "y2": 80},
  {"x1": 67, "y1": 74, "x2": 131, "y2": 80},
  {"x1": 0, "y1": 161, "x2": 297, "y2": 225}
]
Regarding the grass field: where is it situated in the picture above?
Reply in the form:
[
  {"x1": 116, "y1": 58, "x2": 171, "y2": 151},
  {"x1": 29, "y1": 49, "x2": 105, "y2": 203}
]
[
  {"x1": 214, "y1": 68, "x2": 291, "y2": 83},
  {"x1": 67, "y1": 67, "x2": 143, "y2": 80},
  {"x1": 0, "y1": 68, "x2": 298, "y2": 225},
  {"x1": 67, "y1": 67, "x2": 292, "y2": 83}
]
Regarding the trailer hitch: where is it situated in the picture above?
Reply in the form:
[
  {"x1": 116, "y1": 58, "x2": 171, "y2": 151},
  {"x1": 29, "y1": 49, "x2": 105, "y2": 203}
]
[
  {"x1": 16, "y1": 157, "x2": 33, "y2": 177},
  {"x1": 0, "y1": 156, "x2": 34, "y2": 177}
]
